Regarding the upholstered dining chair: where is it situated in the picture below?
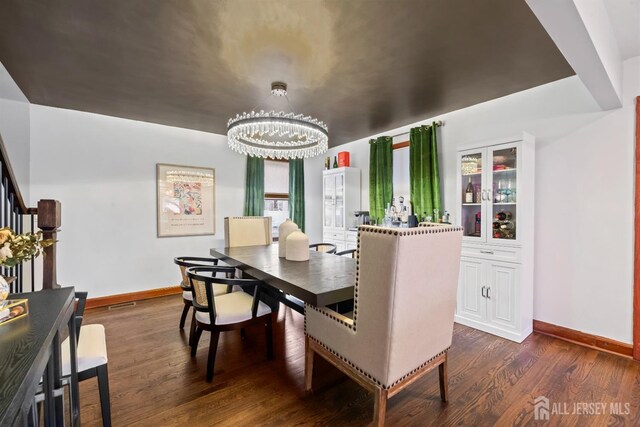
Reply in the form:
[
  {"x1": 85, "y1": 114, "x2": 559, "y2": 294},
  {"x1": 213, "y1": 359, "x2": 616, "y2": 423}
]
[
  {"x1": 224, "y1": 216, "x2": 272, "y2": 247},
  {"x1": 335, "y1": 248, "x2": 357, "y2": 258},
  {"x1": 187, "y1": 266, "x2": 276, "y2": 382},
  {"x1": 309, "y1": 243, "x2": 337, "y2": 254},
  {"x1": 305, "y1": 225, "x2": 463, "y2": 426},
  {"x1": 36, "y1": 292, "x2": 112, "y2": 426},
  {"x1": 174, "y1": 256, "x2": 219, "y2": 328},
  {"x1": 174, "y1": 256, "x2": 236, "y2": 345},
  {"x1": 61, "y1": 323, "x2": 111, "y2": 426}
]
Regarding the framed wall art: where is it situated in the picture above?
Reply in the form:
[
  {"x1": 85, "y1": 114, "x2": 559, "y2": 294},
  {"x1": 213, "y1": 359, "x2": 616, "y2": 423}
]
[{"x1": 156, "y1": 163, "x2": 215, "y2": 237}]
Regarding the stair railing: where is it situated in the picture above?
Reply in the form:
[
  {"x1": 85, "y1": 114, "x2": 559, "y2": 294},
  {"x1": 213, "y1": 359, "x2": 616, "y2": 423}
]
[{"x1": 0, "y1": 133, "x2": 60, "y2": 292}]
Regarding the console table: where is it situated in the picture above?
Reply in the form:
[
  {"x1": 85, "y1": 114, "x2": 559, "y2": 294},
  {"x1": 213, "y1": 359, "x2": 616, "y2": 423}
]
[{"x1": 0, "y1": 287, "x2": 79, "y2": 426}]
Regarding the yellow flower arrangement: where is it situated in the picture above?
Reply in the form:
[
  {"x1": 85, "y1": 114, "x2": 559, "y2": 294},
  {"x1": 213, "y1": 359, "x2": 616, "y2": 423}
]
[{"x1": 0, "y1": 227, "x2": 56, "y2": 268}]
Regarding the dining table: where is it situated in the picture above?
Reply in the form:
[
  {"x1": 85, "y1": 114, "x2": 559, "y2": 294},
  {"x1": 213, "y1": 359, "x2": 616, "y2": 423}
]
[{"x1": 210, "y1": 244, "x2": 355, "y2": 309}]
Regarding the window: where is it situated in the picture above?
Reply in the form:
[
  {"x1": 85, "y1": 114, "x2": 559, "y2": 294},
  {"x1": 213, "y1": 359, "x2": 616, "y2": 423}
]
[
  {"x1": 264, "y1": 159, "x2": 289, "y2": 239},
  {"x1": 393, "y1": 146, "x2": 410, "y2": 202}
]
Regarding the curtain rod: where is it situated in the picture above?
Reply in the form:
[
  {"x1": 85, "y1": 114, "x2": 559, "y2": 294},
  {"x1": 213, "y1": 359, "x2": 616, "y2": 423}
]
[
  {"x1": 369, "y1": 121, "x2": 445, "y2": 144},
  {"x1": 390, "y1": 120, "x2": 444, "y2": 139}
]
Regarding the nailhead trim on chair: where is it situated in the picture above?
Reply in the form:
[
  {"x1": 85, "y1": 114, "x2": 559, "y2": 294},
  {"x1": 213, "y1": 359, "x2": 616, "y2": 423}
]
[
  {"x1": 386, "y1": 347, "x2": 449, "y2": 388},
  {"x1": 417, "y1": 222, "x2": 461, "y2": 230},
  {"x1": 304, "y1": 226, "x2": 462, "y2": 386},
  {"x1": 307, "y1": 335, "x2": 450, "y2": 389},
  {"x1": 305, "y1": 305, "x2": 354, "y2": 328},
  {"x1": 305, "y1": 225, "x2": 463, "y2": 334}
]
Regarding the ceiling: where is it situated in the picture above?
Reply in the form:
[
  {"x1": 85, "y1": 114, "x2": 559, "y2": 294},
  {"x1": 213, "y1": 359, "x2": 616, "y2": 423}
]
[{"x1": 0, "y1": 0, "x2": 574, "y2": 147}]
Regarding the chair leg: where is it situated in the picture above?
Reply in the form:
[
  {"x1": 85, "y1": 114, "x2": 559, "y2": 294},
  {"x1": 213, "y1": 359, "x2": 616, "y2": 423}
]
[
  {"x1": 265, "y1": 316, "x2": 273, "y2": 360},
  {"x1": 439, "y1": 354, "x2": 449, "y2": 403},
  {"x1": 373, "y1": 387, "x2": 388, "y2": 427},
  {"x1": 191, "y1": 327, "x2": 203, "y2": 357},
  {"x1": 188, "y1": 310, "x2": 196, "y2": 346},
  {"x1": 96, "y1": 364, "x2": 112, "y2": 427},
  {"x1": 206, "y1": 330, "x2": 220, "y2": 382},
  {"x1": 304, "y1": 336, "x2": 314, "y2": 392},
  {"x1": 179, "y1": 302, "x2": 190, "y2": 330}
]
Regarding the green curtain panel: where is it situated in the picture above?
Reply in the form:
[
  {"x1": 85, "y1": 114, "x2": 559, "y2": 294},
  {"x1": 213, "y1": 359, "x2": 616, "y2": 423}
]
[
  {"x1": 243, "y1": 156, "x2": 265, "y2": 216},
  {"x1": 369, "y1": 136, "x2": 393, "y2": 223},
  {"x1": 288, "y1": 158, "x2": 305, "y2": 232},
  {"x1": 409, "y1": 123, "x2": 442, "y2": 219}
]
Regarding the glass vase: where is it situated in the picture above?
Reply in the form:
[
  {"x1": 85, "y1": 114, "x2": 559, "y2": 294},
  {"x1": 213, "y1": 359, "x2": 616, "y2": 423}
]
[{"x1": 0, "y1": 276, "x2": 9, "y2": 303}]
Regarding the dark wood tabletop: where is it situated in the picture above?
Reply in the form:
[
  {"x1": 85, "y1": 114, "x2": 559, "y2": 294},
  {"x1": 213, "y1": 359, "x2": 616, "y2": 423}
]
[
  {"x1": 210, "y1": 244, "x2": 355, "y2": 306},
  {"x1": 0, "y1": 287, "x2": 75, "y2": 426}
]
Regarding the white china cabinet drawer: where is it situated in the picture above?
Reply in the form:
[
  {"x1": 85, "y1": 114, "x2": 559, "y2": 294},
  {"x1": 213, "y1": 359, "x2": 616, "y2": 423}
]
[
  {"x1": 324, "y1": 230, "x2": 346, "y2": 241},
  {"x1": 461, "y1": 245, "x2": 521, "y2": 263},
  {"x1": 346, "y1": 231, "x2": 358, "y2": 243}
]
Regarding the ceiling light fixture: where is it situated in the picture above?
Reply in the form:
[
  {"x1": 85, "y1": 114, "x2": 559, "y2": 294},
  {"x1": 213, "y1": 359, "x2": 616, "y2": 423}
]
[{"x1": 227, "y1": 82, "x2": 328, "y2": 159}]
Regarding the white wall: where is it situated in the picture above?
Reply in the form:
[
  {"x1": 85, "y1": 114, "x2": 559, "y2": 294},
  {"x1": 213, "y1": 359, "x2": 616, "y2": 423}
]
[
  {"x1": 29, "y1": 106, "x2": 247, "y2": 298},
  {"x1": 306, "y1": 56, "x2": 640, "y2": 343},
  {"x1": 0, "y1": 61, "x2": 30, "y2": 202}
]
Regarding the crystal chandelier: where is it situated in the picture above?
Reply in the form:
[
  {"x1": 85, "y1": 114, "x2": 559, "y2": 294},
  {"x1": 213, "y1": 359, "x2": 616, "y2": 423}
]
[{"x1": 227, "y1": 82, "x2": 328, "y2": 159}]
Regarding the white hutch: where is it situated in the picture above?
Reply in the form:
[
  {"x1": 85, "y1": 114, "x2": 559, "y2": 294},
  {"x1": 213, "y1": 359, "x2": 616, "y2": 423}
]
[
  {"x1": 322, "y1": 167, "x2": 361, "y2": 252},
  {"x1": 455, "y1": 133, "x2": 535, "y2": 343}
]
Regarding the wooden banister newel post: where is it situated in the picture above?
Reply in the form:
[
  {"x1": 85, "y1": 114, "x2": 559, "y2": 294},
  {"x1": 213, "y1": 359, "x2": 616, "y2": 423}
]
[{"x1": 37, "y1": 199, "x2": 61, "y2": 290}]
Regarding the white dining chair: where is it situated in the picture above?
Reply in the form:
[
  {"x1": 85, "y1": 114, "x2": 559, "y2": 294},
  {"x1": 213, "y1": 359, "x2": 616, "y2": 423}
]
[
  {"x1": 187, "y1": 266, "x2": 275, "y2": 382},
  {"x1": 35, "y1": 292, "x2": 112, "y2": 427},
  {"x1": 174, "y1": 256, "x2": 237, "y2": 345},
  {"x1": 305, "y1": 225, "x2": 463, "y2": 426},
  {"x1": 224, "y1": 216, "x2": 272, "y2": 247},
  {"x1": 61, "y1": 323, "x2": 111, "y2": 426}
]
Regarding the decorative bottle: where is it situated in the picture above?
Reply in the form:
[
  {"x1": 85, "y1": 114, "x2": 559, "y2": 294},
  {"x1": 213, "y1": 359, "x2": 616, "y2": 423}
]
[
  {"x1": 333, "y1": 156, "x2": 338, "y2": 168},
  {"x1": 465, "y1": 177, "x2": 474, "y2": 203},
  {"x1": 401, "y1": 206, "x2": 409, "y2": 225},
  {"x1": 495, "y1": 211, "x2": 512, "y2": 221}
]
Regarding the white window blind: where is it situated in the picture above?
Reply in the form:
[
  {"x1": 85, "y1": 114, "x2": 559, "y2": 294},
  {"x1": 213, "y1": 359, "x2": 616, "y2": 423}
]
[{"x1": 264, "y1": 160, "x2": 289, "y2": 194}]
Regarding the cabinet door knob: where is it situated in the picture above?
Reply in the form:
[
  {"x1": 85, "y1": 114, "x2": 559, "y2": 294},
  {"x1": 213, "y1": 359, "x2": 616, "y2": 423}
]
[
  {"x1": 486, "y1": 287, "x2": 491, "y2": 299},
  {"x1": 480, "y1": 250, "x2": 494, "y2": 255},
  {"x1": 481, "y1": 286, "x2": 486, "y2": 298}
]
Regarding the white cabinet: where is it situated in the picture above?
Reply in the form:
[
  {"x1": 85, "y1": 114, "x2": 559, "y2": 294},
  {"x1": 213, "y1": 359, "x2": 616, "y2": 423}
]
[
  {"x1": 346, "y1": 231, "x2": 358, "y2": 251},
  {"x1": 458, "y1": 258, "x2": 521, "y2": 339},
  {"x1": 486, "y1": 261, "x2": 519, "y2": 331},
  {"x1": 322, "y1": 167, "x2": 360, "y2": 250},
  {"x1": 454, "y1": 134, "x2": 534, "y2": 343},
  {"x1": 457, "y1": 258, "x2": 486, "y2": 323}
]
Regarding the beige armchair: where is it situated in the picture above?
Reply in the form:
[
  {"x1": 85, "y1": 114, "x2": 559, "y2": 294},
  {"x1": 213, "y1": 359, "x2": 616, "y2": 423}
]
[
  {"x1": 224, "y1": 216, "x2": 272, "y2": 247},
  {"x1": 305, "y1": 225, "x2": 463, "y2": 426}
]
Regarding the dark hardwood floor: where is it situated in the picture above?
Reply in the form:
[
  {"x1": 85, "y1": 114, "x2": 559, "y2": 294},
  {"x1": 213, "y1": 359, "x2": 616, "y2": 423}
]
[{"x1": 78, "y1": 295, "x2": 640, "y2": 426}]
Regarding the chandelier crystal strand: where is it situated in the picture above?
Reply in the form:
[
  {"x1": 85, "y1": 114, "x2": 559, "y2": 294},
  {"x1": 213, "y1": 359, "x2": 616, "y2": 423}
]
[{"x1": 227, "y1": 82, "x2": 328, "y2": 159}]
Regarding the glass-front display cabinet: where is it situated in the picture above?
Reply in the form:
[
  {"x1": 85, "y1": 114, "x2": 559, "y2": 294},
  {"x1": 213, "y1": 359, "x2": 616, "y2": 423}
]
[
  {"x1": 457, "y1": 142, "x2": 522, "y2": 245},
  {"x1": 454, "y1": 134, "x2": 535, "y2": 343},
  {"x1": 323, "y1": 172, "x2": 344, "y2": 230}
]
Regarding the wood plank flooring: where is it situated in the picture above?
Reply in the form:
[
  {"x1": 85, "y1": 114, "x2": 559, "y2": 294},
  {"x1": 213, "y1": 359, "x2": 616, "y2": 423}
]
[{"x1": 77, "y1": 295, "x2": 640, "y2": 426}]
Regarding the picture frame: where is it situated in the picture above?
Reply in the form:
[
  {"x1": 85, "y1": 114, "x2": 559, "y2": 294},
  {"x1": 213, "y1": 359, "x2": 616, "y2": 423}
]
[{"x1": 156, "y1": 163, "x2": 215, "y2": 237}]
